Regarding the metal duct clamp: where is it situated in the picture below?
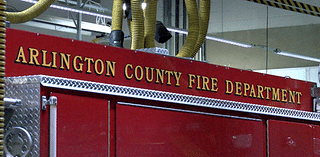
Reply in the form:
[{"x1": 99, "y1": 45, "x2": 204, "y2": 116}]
[{"x1": 109, "y1": 30, "x2": 124, "y2": 48}]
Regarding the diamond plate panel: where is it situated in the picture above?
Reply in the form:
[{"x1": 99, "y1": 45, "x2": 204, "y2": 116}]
[{"x1": 4, "y1": 76, "x2": 41, "y2": 157}]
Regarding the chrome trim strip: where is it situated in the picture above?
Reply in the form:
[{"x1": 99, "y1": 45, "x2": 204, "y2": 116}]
[
  {"x1": 49, "y1": 98, "x2": 57, "y2": 157},
  {"x1": 108, "y1": 100, "x2": 110, "y2": 157},
  {"x1": 5, "y1": 75, "x2": 320, "y2": 122},
  {"x1": 117, "y1": 102, "x2": 262, "y2": 121}
]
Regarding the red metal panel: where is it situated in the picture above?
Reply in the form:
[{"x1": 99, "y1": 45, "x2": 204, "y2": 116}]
[
  {"x1": 5, "y1": 28, "x2": 314, "y2": 111},
  {"x1": 116, "y1": 104, "x2": 266, "y2": 157},
  {"x1": 313, "y1": 125, "x2": 320, "y2": 156},
  {"x1": 50, "y1": 92, "x2": 109, "y2": 157},
  {"x1": 268, "y1": 120, "x2": 313, "y2": 157}
]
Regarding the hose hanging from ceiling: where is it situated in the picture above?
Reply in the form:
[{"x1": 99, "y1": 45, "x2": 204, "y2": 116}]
[
  {"x1": 6, "y1": 0, "x2": 55, "y2": 23},
  {"x1": 111, "y1": 0, "x2": 125, "y2": 31},
  {"x1": 0, "y1": 0, "x2": 5, "y2": 156},
  {"x1": 176, "y1": 0, "x2": 199, "y2": 58},
  {"x1": 131, "y1": 0, "x2": 144, "y2": 49},
  {"x1": 143, "y1": 0, "x2": 157, "y2": 48},
  {"x1": 110, "y1": 0, "x2": 125, "y2": 47},
  {"x1": 192, "y1": 0, "x2": 210, "y2": 56},
  {"x1": 175, "y1": 0, "x2": 210, "y2": 58}
]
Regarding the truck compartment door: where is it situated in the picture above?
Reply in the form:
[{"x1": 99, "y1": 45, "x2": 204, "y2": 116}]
[
  {"x1": 50, "y1": 93, "x2": 110, "y2": 157},
  {"x1": 268, "y1": 120, "x2": 314, "y2": 156},
  {"x1": 116, "y1": 102, "x2": 266, "y2": 157}
]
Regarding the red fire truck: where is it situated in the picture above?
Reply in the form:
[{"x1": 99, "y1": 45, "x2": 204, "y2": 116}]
[{"x1": 2, "y1": 27, "x2": 320, "y2": 157}]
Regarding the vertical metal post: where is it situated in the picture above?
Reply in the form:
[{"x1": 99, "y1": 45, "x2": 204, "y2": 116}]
[
  {"x1": 108, "y1": 100, "x2": 110, "y2": 157},
  {"x1": 174, "y1": 0, "x2": 180, "y2": 55},
  {"x1": 163, "y1": 0, "x2": 172, "y2": 55},
  {"x1": 201, "y1": 40, "x2": 206, "y2": 61},
  {"x1": 77, "y1": 0, "x2": 82, "y2": 40},
  {"x1": 49, "y1": 102, "x2": 57, "y2": 157}
]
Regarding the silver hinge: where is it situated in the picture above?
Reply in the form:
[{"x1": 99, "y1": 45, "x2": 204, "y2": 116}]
[{"x1": 42, "y1": 96, "x2": 57, "y2": 110}]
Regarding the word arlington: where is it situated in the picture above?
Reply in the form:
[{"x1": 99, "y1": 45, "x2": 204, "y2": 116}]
[{"x1": 15, "y1": 46, "x2": 116, "y2": 76}]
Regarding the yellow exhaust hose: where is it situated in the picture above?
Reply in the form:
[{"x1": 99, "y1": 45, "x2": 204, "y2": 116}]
[
  {"x1": 110, "y1": 0, "x2": 125, "y2": 47},
  {"x1": 131, "y1": 0, "x2": 144, "y2": 49},
  {"x1": 143, "y1": 0, "x2": 157, "y2": 48},
  {"x1": 0, "y1": 0, "x2": 4, "y2": 156},
  {"x1": 176, "y1": 0, "x2": 199, "y2": 58},
  {"x1": 111, "y1": 0, "x2": 125, "y2": 31},
  {"x1": 6, "y1": 0, "x2": 55, "y2": 23},
  {"x1": 192, "y1": 0, "x2": 210, "y2": 56}
]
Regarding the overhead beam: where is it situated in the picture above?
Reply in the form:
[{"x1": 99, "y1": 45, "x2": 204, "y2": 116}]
[
  {"x1": 55, "y1": 0, "x2": 112, "y2": 16},
  {"x1": 29, "y1": 14, "x2": 111, "y2": 34}
]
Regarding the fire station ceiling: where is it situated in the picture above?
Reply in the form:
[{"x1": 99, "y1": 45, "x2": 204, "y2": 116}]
[{"x1": 6, "y1": 0, "x2": 320, "y2": 71}]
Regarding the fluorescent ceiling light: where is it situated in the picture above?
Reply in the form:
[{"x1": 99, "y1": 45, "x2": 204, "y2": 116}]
[
  {"x1": 205, "y1": 36, "x2": 252, "y2": 48},
  {"x1": 167, "y1": 27, "x2": 188, "y2": 35},
  {"x1": 167, "y1": 27, "x2": 252, "y2": 48},
  {"x1": 274, "y1": 50, "x2": 320, "y2": 63}
]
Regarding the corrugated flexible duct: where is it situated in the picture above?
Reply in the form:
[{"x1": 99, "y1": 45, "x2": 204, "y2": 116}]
[
  {"x1": 110, "y1": 0, "x2": 125, "y2": 47},
  {"x1": 192, "y1": 0, "x2": 210, "y2": 56},
  {"x1": 111, "y1": 0, "x2": 124, "y2": 31},
  {"x1": 0, "y1": 1, "x2": 4, "y2": 156},
  {"x1": 143, "y1": 0, "x2": 157, "y2": 48},
  {"x1": 176, "y1": 0, "x2": 199, "y2": 58},
  {"x1": 131, "y1": 0, "x2": 144, "y2": 49},
  {"x1": 6, "y1": 0, "x2": 55, "y2": 23}
]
